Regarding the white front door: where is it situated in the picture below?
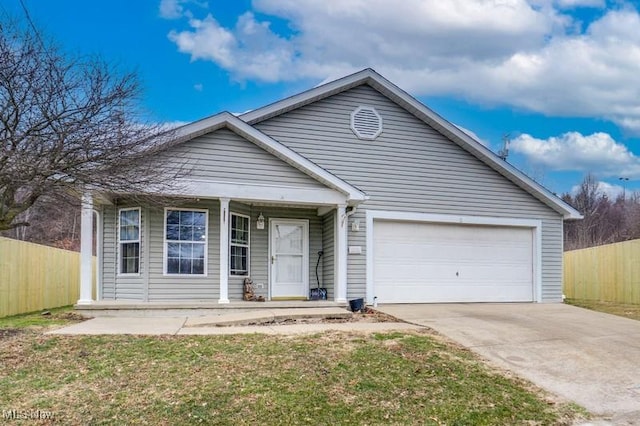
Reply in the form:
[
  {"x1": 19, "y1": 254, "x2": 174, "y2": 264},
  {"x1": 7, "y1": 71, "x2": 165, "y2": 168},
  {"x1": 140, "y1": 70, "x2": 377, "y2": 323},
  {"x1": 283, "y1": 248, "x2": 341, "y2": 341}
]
[{"x1": 270, "y1": 219, "x2": 309, "y2": 299}]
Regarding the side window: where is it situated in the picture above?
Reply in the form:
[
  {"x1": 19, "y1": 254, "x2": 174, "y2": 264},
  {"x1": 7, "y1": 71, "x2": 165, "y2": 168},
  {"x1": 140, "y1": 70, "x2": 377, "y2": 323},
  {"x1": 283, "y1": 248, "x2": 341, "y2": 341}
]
[
  {"x1": 119, "y1": 208, "x2": 140, "y2": 274},
  {"x1": 230, "y1": 213, "x2": 249, "y2": 276}
]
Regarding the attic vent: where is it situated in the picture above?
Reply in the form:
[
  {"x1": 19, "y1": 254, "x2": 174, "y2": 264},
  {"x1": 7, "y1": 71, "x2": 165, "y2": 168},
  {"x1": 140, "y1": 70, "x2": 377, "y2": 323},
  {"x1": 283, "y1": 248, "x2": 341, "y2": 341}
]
[{"x1": 351, "y1": 106, "x2": 382, "y2": 140}]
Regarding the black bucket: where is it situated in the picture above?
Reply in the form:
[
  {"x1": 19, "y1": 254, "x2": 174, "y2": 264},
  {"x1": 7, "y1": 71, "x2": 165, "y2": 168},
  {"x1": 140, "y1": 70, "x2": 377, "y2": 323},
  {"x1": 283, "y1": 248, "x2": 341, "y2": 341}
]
[
  {"x1": 309, "y1": 288, "x2": 328, "y2": 300},
  {"x1": 349, "y1": 298, "x2": 365, "y2": 312}
]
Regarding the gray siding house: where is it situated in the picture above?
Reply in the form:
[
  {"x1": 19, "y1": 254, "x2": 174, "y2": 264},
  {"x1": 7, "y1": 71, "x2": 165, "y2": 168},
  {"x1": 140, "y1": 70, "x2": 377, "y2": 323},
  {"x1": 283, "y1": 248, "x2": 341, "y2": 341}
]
[{"x1": 76, "y1": 69, "x2": 581, "y2": 307}]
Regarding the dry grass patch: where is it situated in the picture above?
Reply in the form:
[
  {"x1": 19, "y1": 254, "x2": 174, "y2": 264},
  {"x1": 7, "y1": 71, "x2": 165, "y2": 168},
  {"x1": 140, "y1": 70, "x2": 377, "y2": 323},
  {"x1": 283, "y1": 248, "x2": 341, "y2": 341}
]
[
  {"x1": 565, "y1": 299, "x2": 640, "y2": 321},
  {"x1": 0, "y1": 325, "x2": 588, "y2": 425}
]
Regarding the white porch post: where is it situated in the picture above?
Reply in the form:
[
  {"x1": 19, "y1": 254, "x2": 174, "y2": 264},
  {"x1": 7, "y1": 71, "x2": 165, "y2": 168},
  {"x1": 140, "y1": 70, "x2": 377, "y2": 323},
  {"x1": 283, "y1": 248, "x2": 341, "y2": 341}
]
[
  {"x1": 218, "y1": 198, "x2": 230, "y2": 304},
  {"x1": 95, "y1": 209, "x2": 102, "y2": 301},
  {"x1": 335, "y1": 204, "x2": 348, "y2": 303},
  {"x1": 77, "y1": 192, "x2": 94, "y2": 305}
]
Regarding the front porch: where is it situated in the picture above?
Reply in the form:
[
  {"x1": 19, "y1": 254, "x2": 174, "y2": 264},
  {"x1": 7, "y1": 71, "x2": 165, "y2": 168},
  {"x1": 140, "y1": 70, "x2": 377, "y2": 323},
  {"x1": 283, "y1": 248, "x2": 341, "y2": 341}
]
[
  {"x1": 77, "y1": 194, "x2": 358, "y2": 307},
  {"x1": 75, "y1": 299, "x2": 348, "y2": 317}
]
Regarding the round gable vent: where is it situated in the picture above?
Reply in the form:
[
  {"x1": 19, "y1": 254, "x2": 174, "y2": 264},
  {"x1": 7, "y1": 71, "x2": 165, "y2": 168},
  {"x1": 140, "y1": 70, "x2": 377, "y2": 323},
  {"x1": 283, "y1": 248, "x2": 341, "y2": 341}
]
[{"x1": 350, "y1": 106, "x2": 382, "y2": 140}]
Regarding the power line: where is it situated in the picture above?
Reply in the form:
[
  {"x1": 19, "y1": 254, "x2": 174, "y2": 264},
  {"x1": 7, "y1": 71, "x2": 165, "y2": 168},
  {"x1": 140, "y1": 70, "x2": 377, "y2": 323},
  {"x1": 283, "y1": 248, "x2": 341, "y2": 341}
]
[{"x1": 18, "y1": 0, "x2": 46, "y2": 49}]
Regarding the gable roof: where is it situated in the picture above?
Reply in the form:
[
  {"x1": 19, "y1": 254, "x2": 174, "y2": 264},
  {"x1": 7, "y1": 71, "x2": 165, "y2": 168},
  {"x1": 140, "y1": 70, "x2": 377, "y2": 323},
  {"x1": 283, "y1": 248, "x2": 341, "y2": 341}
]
[
  {"x1": 168, "y1": 111, "x2": 367, "y2": 203},
  {"x1": 241, "y1": 69, "x2": 582, "y2": 220}
]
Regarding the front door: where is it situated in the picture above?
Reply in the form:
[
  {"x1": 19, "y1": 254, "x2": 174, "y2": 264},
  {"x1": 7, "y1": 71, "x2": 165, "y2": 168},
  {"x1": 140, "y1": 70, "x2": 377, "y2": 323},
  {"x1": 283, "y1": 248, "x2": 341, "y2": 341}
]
[{"x1": 270, "y1": 219, "x2": 309, "y2": 299}]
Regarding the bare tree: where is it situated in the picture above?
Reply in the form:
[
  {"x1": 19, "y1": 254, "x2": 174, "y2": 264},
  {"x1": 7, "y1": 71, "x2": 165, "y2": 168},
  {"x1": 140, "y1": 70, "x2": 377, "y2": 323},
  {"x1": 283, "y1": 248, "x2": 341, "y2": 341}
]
[
  {"x1": 3, "y1": 195, "x2": 80, "y2": 249},
  {"x1": 563, "y1": 173, "x2": 640, "y2": 250},
  {"x1": 0, "y1": 18, "x2": 177, "y2": 232}
]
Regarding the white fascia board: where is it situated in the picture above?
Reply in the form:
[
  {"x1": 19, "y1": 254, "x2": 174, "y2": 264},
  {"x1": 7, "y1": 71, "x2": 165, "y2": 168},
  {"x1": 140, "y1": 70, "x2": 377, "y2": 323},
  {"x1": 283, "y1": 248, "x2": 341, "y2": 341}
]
[
  {"x1": 165, "y1": 112, "x2": 366, "y2": 204},
  {"x1": 241, "y1": 68, "x2": 580, "y2": 220},
  {"x1": 169, "y1": 180, "x2": 349, "y2": 206},
  {"x1": 171, "y1": 113, "x2": 230, "y2": 140}
]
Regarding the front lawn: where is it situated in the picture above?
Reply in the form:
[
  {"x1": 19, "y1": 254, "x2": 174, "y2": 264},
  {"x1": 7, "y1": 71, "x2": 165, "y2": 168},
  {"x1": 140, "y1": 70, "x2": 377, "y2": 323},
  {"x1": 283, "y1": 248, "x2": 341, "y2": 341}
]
[
  {"x1": 0, "y1": 315, "x2": 586, "y2": 424},
  {"x1": 0, "y1": 306, "x2": 82, "y2": 329}
]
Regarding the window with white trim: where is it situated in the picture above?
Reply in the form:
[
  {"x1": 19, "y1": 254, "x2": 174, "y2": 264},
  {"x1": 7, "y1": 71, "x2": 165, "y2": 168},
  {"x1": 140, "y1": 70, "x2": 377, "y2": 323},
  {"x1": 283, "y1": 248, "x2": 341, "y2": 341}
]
[
  {"x1": 119, "y1": 208, "x2": 140, "y2": 274},
  {"x1": 230, "y1": 213, "x2": 249, "y2": 276},
  {"x1": 165, "y1": 209, "x2": 207, "y2": 275}
]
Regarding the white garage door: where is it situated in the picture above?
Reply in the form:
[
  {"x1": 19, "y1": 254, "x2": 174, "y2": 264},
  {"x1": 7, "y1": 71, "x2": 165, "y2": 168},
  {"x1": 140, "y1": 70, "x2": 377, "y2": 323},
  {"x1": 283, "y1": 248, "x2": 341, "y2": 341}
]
[{"x1": 373, "y1": 221, "x2": 534, "y2": 303}]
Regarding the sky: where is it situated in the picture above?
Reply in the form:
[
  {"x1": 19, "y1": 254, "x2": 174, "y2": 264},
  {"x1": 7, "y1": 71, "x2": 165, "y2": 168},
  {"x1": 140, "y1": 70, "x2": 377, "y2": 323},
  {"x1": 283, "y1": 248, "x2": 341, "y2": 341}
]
[{"x1": 3, "y1": 0, "x2": 640, "y2": 197}]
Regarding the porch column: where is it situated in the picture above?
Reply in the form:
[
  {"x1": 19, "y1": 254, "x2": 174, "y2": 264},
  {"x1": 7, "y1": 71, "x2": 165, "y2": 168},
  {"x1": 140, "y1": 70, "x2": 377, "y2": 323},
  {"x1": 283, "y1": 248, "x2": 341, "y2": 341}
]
[
  {"x1": 77, "y1": 192, "x2": 94, "y2": 305},
  {"x1": 335, "y1": 204, "x2": 348, "y2": 303},
  {"x1": 218, "y1": 198, "x2": 230, "y2": 304},
  {"x1": 95, "y1": 209, "x2": 102, "y2": 301}
]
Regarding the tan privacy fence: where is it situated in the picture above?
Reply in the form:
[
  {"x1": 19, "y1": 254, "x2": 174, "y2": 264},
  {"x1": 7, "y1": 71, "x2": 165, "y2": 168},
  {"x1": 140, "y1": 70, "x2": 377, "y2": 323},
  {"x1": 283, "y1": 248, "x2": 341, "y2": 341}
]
[
  {"x1": 0, "y1": 237, "x2": 95, "y2": 318},
  {"x1": 564, "y1": 239, "x2": 640, "y2": 304}
]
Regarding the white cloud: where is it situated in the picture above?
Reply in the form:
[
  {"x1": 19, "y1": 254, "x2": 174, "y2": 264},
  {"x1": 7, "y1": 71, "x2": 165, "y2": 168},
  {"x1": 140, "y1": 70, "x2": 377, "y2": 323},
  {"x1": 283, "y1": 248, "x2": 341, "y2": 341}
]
[
  {"x1": 511, "y1": 132, "x2": 640, "y2": 178},
  {"x1": 454, "y1": 125, "x2": 488, "y2": 147},
  {"x1": 165, "y1": 1, "x2": 640, "y2": 133},
  {"x1": 193, "y1": 83, "x2": 203, "y2": 91},
  {"x1": 554, "y1": 0, "x2": 605, "y2": 8},
  {"x1": 167, "y1": 0, "x2": 562, "y2": 82},
  {"x1": 168, "y1": 13, "x2": 297, "y2": 82},
  {"x1": 159, "y1": 0, "x2": 184, "y2": 19},
  {"x1": 159, "y1": 120, "x2": 190, "y2": 130},
  {"x1": 160, "y1": 0, "x2": 208, "y2": 19}
]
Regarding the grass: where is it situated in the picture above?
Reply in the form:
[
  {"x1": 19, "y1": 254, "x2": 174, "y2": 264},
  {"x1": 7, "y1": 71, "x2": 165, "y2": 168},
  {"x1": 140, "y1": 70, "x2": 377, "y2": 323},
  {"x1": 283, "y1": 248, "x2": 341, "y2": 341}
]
[
  {"x1": 0, "y1": 315, "x2": 587, "y2": 425},
  {"x1": 0, "y1": 306, "x2": 81, "y2": 329},
  {"x1": 565, "y1": 299, "x2": 640, "y2": 321}
]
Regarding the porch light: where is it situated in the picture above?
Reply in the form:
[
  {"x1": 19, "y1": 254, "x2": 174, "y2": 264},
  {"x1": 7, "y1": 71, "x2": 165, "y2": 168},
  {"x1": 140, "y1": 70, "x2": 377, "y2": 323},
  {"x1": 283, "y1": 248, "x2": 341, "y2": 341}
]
[{"x1": 257, "y1": 213, "x2": 265, "y2": 230}]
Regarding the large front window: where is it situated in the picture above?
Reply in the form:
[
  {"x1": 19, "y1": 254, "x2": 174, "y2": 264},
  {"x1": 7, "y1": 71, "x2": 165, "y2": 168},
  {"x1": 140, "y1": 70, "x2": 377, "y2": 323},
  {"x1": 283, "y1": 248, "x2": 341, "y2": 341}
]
[
  {"x1": 230, "y1": 213, "x2": 249, "y2": 275},
  {"x1": 165, "y1": 209, "x2": 207, "y2": 275},
  {"x1": 119, "y1": 208, "x2": 140, "y2": 274}
]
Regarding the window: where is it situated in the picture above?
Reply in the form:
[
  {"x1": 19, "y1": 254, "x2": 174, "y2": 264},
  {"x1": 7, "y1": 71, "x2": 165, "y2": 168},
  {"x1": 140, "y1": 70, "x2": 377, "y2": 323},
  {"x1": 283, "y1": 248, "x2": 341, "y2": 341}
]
[
  {"x1": 230, "y1": 213, "x2": 249, "y2": 275},
  {"x1": 165, "y1": 209, "x2": 207, "y2": 275},
  {"x1": 119, "y1": 208, "x2": 140, "y2": 274}
]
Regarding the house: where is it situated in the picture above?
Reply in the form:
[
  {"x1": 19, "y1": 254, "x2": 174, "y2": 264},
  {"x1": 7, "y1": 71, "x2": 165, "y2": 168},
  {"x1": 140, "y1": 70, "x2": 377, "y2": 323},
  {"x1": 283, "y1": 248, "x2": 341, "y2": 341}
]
[{"x1": 76, "y1": 69, "x2": 581, "y2": 308}]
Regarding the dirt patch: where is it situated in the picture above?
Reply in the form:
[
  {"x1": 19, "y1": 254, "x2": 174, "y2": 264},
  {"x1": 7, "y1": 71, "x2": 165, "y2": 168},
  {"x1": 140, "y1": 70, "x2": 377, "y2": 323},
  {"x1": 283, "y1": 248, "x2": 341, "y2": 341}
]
[
  {"x1": 247, "y1": 308, "x2": 402, "y2": 326},
  {"x1": 53, "y1": 312, "x2": 87, "y2": 322},
  {"x1": 0, "y1": 328, "x2": 24, "y2": 341}
]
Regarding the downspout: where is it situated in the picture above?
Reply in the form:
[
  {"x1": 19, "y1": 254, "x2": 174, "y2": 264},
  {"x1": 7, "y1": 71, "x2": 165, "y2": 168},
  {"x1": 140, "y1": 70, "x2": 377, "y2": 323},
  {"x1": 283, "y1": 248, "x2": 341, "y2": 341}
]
[
  {"x1": 340, "y1": 206, "x2": 357, "y2": 302},
  {"x1": 343, "y1": 206, "x2": 357, "y2": 225}
]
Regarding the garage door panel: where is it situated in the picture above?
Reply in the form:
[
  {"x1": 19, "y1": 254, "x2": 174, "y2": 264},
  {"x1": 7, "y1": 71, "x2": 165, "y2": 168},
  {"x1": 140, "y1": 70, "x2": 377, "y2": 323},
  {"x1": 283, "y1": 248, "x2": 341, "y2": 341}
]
[
  {"x1": 373, "y1": 221, "x2": 533, "y2": 303},
  {"x1": 375, "y1": 283, "x2": 533, "y2": 303}
]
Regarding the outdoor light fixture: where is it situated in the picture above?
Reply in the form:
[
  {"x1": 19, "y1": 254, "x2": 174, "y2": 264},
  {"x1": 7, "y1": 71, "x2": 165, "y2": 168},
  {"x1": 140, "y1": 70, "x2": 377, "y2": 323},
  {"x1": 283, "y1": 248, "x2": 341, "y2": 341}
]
[{"x1": 257, "y1": 213, "x2": 265, "y2": 229}]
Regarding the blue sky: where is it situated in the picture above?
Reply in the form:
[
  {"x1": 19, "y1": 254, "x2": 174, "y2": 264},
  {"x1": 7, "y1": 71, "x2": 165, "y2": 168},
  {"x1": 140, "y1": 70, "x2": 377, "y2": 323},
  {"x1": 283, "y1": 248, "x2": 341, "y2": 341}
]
[{"x1": 3, "y1": 0, "x2": 640, "y2": 197}]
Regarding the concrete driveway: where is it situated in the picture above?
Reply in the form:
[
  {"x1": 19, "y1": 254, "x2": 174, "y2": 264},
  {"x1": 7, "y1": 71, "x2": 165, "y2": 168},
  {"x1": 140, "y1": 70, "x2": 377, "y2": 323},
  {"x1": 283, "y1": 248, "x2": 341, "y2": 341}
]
[{"x1": 376, "y1": 303, "x2": 640, "y2": 422}]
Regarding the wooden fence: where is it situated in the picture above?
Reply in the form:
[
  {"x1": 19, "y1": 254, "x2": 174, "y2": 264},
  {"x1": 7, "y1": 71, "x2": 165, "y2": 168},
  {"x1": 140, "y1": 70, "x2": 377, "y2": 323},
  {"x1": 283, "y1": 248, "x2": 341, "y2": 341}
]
[
  {"x1": 564, "y1": 239, "x2": 640, "y2": 304},
  {"x1": 0, "y1": 237, "x2": 95, "y2": 318}
]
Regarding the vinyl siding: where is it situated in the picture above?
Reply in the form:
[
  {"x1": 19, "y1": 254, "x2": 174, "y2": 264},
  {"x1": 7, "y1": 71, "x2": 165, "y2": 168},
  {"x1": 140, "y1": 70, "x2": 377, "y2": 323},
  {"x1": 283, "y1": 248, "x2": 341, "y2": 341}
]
[
  {"x1": 230, "y1": 203, "x2": 324, "y2": 300},
  {"x1": 100, "y1": 200, "x2": 326, "y2": 301},
  {"x1": 102, "y1": 201, "x2": 219, "y2": 301},
  {"x1": 255, "y1": 84, "x2": 565, "y2": 302},
  {"x1": 147, "y1": 202, "x2": 219, "y2": 301},
  {"x1": 321, "y1": 210, "x2": 335, "y2": 299},
  {"x1": 165, "y1": 128, "x2": 326, "y2": 189},
  {"x1": 101, "y1": 205, "x2": 115, "y2": 300},
  {"x1": 101, "y1": 205, "x2": 145, "y2": 301}
]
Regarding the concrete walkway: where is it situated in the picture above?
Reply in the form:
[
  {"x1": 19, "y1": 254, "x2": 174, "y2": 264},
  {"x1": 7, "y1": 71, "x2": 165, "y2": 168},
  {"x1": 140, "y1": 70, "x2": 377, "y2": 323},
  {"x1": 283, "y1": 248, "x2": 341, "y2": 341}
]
[
  {"x1": 376, "y1": 303, "x2": 640, "y2": 423},
  {"x1": 48, "y1": 307, "x2": 421, "y2": 336}
]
